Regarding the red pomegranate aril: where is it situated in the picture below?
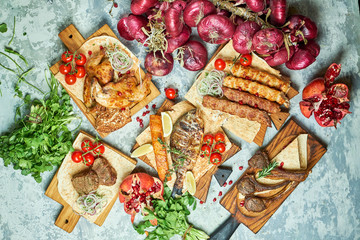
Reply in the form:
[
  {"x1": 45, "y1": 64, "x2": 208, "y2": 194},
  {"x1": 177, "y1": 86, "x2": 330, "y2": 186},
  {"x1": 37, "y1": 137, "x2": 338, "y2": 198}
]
[
  {"x1": 200, "y1": 201, "x2": 204, "y2": 204},
  {"x1": 88, "y1": 51, "x2": 92, "y2": 56},
  {"x1": 118, "y1": 92, "x2": 122, "y2": 96},
  {"x1": 218, "y1": 191, "x2": 222, "y2": 196},
  {"x1": 223, "y1": 182, "x2": 227, "y2": 187},
  {"x1": 100, "y1": 45, "x2": 104, "y2": 50},
  {"x1": 254, "y1": 104, "x2": 258, "y2": 108},
  {"x1": 239, "y1": 100, "x2": 243, "y2": 105},
  {"x1": 238, "y1": 87, "x2": 242, "y2": 91},
  {"x1": 121, "y1": 107, "x2": 125, "y2": 111},
  {"x1": 152, "y1": 104, "x2": 156, "y2": 109},
  {"x1": 140, "y1": 123, "x2": 144, "y2": 128},
  {"x1": 200, "y1": 154, "x2": 204, "y2": 158},
  {"x1": 114, "y1": 2, "x2": 118, "y2": 7},
  {"x1": 213, "y1": 198, "x2": 217, "y2": 202},
  {"x1": 239, "y1": 166, "x2": 243, "y2": 170},
  {"x1": 146, "y1": 105, "x2": 149, "y2": 109},
  {"x1": 135, "y1": 208, "x2": 140, "y2": 213},
  {"x1": 239, "y1": 200, "x2": 245, "y2": 207},
  {"x1": 255, "y1": 93, "x2": 259, "y2": 97},
  {"x1": 279, "y1": 162, "x2": 284, "y2": 169},
  {"x1": 142, "y1": 112, "x2": 146, "y2": 116}
]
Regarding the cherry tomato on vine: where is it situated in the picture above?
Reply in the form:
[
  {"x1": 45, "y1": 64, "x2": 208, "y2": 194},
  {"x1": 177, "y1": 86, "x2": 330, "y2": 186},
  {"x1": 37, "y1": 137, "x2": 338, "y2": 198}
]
[
  {"x1": 75, "y1": 53, "x2": 87, "y2": 66},
  {"x1": 214, "y1": 58, "x2": 226, "y2": 71},
  {"x1": 92, "y1": 143, "x2": 105, "y2": 156},
  {"x1": 83, "y1": 153, "x2": 95, "y2": 166},
  {"x1": 210, "y1": 152, "x2": 222, "y2": 165},
  {"x1": 81, "y1": 139, "x2": 94, "y2": 152},
  {"x1": 74, "y1": 66, "x2": 86, "y2": 78},
  {"x1": 71, "y1": 151, "x2": 83, "y2": 163},
  {"x1": 239, "y1": 54, "x2": 252, "y2": 66},
  {"x1": 201, "y1": 144, "x2": 211, "y2": 157},
  {"x1": 203, "y1": 134, "x2": 214, "y2": 145},
  {"x1": 165, "y1": 88, "x2": 177, "y2": 100},
  {"x1": 65, "y1": 74, "x2": 77, "y2": 85},
  {"x1": 61, "y1": 51, "x2": 73, "y2": 63},
  {"x1": 59, "y1": 64, "x2": 72, "y2": 75},
  {"x1": 214, "y1": 132, "x2": 225, "y2": 143},
  {"x1": 214, "y1": 142, "x2": 226, "y2": 153}
]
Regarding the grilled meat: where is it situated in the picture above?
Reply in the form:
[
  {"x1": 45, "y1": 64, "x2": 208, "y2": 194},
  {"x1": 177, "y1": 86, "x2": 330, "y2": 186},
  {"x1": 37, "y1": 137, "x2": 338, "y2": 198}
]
[
  {"x1": 92, "y1": 157, "x2": 117, "y2": 186},
  {"x1": 236, "y1": 175, "x2": 290, "y2": 195},
  {"x1": 72, "y1": 170, "x2": 99, "y2": 195},
  {"x1": 170, "y1": 109, "x2": 204, "y2": 197},
  {"x1": 86, "y1": 49, "x2": 114, "y2": 85},
  {"x1": 83, "y1": 75, "x2": 96, "y2": 108},
  {"x1": 248, "y1": 150, "x2": 270, "y2": 169},
  {"x1": 202, "y1": 95, "x2": 272, "y2": 127},
  {"x1": 244, "y1": 196, "x2": 267, "y2": 212}
]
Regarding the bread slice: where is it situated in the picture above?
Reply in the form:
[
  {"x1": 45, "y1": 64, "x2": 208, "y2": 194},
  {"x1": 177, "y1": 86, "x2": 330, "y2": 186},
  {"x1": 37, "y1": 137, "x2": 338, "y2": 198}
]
[
  {"x1": 272, "y1": 137, "x2": 300, "y2": 170},
  {"x1": 95, "y1": 107, "x2": 132, "y2": 133},
  {"x1": 298, "y1": 134, "x2": 308, "y2": 170}
]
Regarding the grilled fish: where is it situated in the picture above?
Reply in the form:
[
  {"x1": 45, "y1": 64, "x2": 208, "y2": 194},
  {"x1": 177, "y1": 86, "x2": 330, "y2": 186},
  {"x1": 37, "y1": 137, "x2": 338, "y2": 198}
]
[{"x1": 170, "y1": 109, "x2": 204, "y2": 197}]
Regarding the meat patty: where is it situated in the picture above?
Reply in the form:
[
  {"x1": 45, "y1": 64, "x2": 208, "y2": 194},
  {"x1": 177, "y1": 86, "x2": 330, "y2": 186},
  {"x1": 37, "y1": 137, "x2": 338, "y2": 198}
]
[
  {"x1": 72, "y1": 170, "x2": 99, "y2": 195},
  {"x1": 244, "y1": 196, "x2": 266, "y2": 212},
  {"x1": 92, "y1": 157, "x2": 117, "y2": 186}
]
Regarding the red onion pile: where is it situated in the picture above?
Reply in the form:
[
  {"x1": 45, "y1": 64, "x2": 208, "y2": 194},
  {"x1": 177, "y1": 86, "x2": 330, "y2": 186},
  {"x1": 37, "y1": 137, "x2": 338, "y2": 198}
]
[{"x1": 117, "y1": 0, "x2": 320, "y2": 76}]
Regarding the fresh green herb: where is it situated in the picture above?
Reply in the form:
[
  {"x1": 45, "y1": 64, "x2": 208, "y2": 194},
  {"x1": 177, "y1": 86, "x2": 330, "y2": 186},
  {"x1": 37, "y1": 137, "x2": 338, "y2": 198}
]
[
  {"x1": 0, "y1": 23, "x2": 7, "y2": 33},
  {"x1": 157, "y1": 138, "x2": 188, "y2": 159},
  {"x1": 134, "y1": 185, "x2": 209, "y2": 240},
  {"x1": 23, "y1": 32, "x2": 26, "y2": 36},
  {"x1": 0, "y1": 51, "x2": 24, "y2": 72},
  {"x1": 0, "y1": 71, "x2": 79, "y2": 183},
  {"x1": 8, "y1": 16, "x2": 15, "y2": 46},
  {"x1": 257, "y1": 161, "x2": 279, "y2": 179},
  {"x1": 5, "y1": 47, "x2": 28, "y2": 66}
]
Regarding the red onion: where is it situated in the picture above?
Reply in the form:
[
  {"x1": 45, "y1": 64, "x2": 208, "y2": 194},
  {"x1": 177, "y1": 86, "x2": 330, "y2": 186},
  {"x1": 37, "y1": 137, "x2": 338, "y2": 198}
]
[
  {"x1": 179, "y1": 40, "x2": 208, "y2": 71},
  {"x1": 131, "y1": 0, "x2": 159, "y2": 15},
  {"x1": 264, "y1": 45, "x2": 295, "y2": 66},
  {"x1": 183, "y1": 0, "x2": 216, "y2": 27},
  {"x1": 117, "y1": 14, "x2": 148, "y2": 44},
  {"x1": 252, "y1": 28, "x2": 284, "y2": 55},
  {"x1": 233, "y1": 16, "x2": 245, "y2": 26},
  {"x1": 216, "y1": 8, "x2": 231, "y2": 17},
  {"x1": 164, "y1": 0, "x2": 187, "y2": 38},
  {"x1": 269, "y1": 0, "x2": 287, "y2": 26},
  {"x1": 145, "y1": 51, "x2": 174, "y2": 76},
  {"x1": 232, "y1": 21, "x2": 261, "y2": 54},
  {"x1": 283, "y1": 15, "x2": 318, "y2": 43},
  {"x1": 166, "y1": 25, "x2": 191, "y2": 53},
  {"x1": 245, "y1": 0, "x2": 265, "y2": 12},
  {"x1": 303, "y1": 39, "x2": 320, "y2": 58},
  {"x1": 117, "y1": 16, "x2": 135, "y2": 41},
  {"x1": 197, "y1": 14, "x2": 235, "y2": 44}
]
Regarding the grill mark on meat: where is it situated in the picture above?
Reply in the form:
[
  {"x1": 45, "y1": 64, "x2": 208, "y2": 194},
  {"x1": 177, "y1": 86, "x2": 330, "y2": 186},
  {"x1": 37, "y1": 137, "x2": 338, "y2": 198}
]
[
  {"x1": 72, "y1": 170, "x2": 99, "y2": 195},
  {"x1": 223, "y1": 87, "x2": 281, "y2": 114},
  {"x1": 202, "y1": 95, "x2": 272, "y2": 127},
  {"x1": 92, "y1": 157, "x2": 117, "y2": 186}
]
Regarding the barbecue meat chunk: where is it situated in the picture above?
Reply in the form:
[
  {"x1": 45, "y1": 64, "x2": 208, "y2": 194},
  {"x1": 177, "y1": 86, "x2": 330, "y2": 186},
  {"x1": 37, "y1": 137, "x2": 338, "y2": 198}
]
[
  {"x1": 91, "y1": 157, "x2": 117, "y2": 186},
  {"x1": 72, "y1": 170, "x2": 99, "y2": 195}
]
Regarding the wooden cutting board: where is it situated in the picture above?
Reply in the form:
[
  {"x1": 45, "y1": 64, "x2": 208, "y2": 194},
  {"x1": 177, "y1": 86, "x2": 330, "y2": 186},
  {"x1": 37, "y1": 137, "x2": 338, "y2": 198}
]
[
  {"x1": 50, "y1": 24, "x2": 160, "y2": 138},
  {"x1": 45, "y1": 130, "x2": 137, "y2": 233},
  {"x1": 132, "y1": 99, "x2": 241, "y2": 202},
  {"x1": 186, "y1": 41, "x2": 299, "y2": 146},
  {"x1": 220, "y1": 118, "x2": 327, "y2": 233}
]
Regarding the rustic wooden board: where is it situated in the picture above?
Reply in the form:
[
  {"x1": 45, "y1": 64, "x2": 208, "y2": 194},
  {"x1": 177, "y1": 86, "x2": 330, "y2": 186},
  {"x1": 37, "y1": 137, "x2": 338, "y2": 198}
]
[
  {"x1": 203, "y1": 42, "x2": 298, "y2": 146},
  {"x1": 45, "y1": 130, "x2": 137, "y2": 233},
  {"x1": 132, "y1": 99, "x2": 241, "y2": 202},
  {"x1": 50, "y1": 24, "x2": 160, "y2": 138},
  {"x1": 220, "y1": 118, "x2": 327, "y2": 233}
]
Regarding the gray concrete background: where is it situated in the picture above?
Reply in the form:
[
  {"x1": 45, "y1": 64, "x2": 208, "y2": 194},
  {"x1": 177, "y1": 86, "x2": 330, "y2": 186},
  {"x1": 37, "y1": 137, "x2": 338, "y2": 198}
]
[{"x1": 0, "y1": 0, "x2": 359, "y2": 239}]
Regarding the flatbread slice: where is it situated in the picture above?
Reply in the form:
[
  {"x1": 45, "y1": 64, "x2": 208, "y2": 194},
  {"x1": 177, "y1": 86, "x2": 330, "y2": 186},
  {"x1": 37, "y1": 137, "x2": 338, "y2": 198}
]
[{"x1": 298, "y1": 134, "x2": 308, "y2": 170}]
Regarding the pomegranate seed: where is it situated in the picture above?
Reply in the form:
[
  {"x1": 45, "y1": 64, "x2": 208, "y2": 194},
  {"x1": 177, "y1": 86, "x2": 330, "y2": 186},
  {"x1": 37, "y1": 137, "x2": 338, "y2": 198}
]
[
  {"x1": 255, "y1": 93, "x2": 259, "y2": 97},
  {"x1": 239, "y1": 100, "x2": 243, "y2": 105},
  {"x1": 126, "y1": 70, "x2": 130, "y2": 74},
  {"x1": 117, "y1": 91, "x2": 122, "y2": 96},
  {"x1": 239, "y1": 200, "x2": 245, "y2": 207},
  {"x1": 218, "y1": 191, "x2": 222, "y2": 196},
  {"x1": 136, "y1": 117, "x2": 140, "y2": 121},
  {"x1": 200, "y1": 154, "x2": 204, "y2": 158},
  {"x1": 145, "y1": 105, "x2": 149, "y2": 109},
  {"x1": 100, "y1": 45, "x2": 104, "y2": 50},
  {"x1": 121, "y1": 108, "x2": 125, "y2": 111},
  {"x1": 213, "y1": 198, "x2": 217, "y2": 202},
  {"x1": 88, "y1": 51, "x2": 92, "y2": 56},
  {"x1": 152, "y1": 104, "x2": 156, "y2": 109},
  {"x1": 140, "y1": 123, "x2": 144, "y2": 128},
  {"x1": 239, "y1": 166, "x2": 243, "y2": 170},
  {"x1": 146, "y1": 110, "x2": 150, "y2": 114},
  {"x1": 254, "y1": 104, "x2": 258, "y2": 108},
  {"x1": 229, "y1": 180, "x2": 233, "y2": 185},
  {"x1": 135, "y1": 208, "x2": 140, "y2": 213},
  {"x1": 223, "y1": 182, "x2": 227, "y2": 187},
  {"x1": 238, "y1": 87, "x2": 242, "y2": 92},
  {"x1": 142, "y1": 112, "x2": 146, "y2": 116},
  {"x1": 200, "y1": 201, "x2": 204, "y2": 204},
  {"x1": 279, "y1": 162, "x2": 284, "y2": 169},
  {"x1": 113, "y1": 2, "x2": 118, "y2": 7},
  {"x1": 245, "y1": 76, "x2": 250, "y2": 80}
]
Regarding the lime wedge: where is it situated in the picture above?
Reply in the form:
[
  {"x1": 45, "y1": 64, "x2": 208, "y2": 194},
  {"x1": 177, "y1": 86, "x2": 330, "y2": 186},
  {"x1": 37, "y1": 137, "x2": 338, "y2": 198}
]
[
  {"x1": 161, "y1": 112, "x2": 173, "y2": 137},
  {"x1": 131, "y1": 144, "x2": 153, "y2": 158},
  {"x1": 185, "y1": 171, "x2": 196, "y2": 195}
]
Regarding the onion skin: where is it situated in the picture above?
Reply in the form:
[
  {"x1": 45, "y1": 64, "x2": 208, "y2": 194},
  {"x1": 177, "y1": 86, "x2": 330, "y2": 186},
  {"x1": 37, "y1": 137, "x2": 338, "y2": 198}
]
[
  {"x1": 269, "y1": 0, "x2": 287, "y2": 26},
  {"x1": 183, "y1": 0, "x2": 216, "y2": 27},
  {"x1": 180, "y1": 40, "x2": 208, "y2": 71},
  {"x1": 264, "y1": 45, "x2": 295, "y2": 66},
  {"x1": 252, "y1": 28, "x2": 284, "y2": 55},
  {"x1": 283, "y1": 15, "x2": 318, "y2": 43},
  {"x1": 166, "y1": 25, "x2": 191, "y2": 53},
  {"x1": 303, "y1": 39, "x2": 320, "y2": 58},
  {"x1": 165, "y1": 0, "x2": 187, "y2": 38},
  {"x1": 232, "y1": 21, "x2": 261, "y2": 54},
  {"x1": 197, "y1": 14, "x2": 235, "y2": 44},
  {"x1": 131, "y1": 0, "x2": 159, "y2": 15},
  {"x1": 117, "y1": 14, "x2": 148, "y2": 44},
  {"x1": 245, "y1": 0, "x2": 265, "y2": 12},
  {"x1": 117, "y1": 16, "x2": 135, "y2": 41},
  {"x1": 285, "y1": 40, "x2": 320, "y2": 70},
  {"x1": 145, "y1": 51, "x2": 174, "y2": 76}
]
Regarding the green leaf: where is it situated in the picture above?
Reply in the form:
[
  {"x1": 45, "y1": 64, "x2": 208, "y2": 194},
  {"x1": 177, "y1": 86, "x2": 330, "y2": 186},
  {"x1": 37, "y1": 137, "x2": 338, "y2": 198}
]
[{"x1": 0, "y1": 23, "x2": 7, "y2": 33}]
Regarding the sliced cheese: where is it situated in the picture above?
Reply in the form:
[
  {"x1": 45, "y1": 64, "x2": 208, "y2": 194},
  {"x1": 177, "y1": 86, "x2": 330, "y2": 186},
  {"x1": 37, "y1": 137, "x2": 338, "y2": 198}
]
[
  {"x1": 272, "y1": 137, "x2": 300, "y2": 170},
  {"x1": 298, "y1": 134, "x2": 308, "y2": 170}
]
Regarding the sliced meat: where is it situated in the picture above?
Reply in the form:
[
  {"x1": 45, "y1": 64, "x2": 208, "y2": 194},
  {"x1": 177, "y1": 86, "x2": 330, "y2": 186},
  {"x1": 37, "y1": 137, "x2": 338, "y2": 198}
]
[
  {"x1": 223, "y1": 87, "x2": 281, "y2": 114},
  {"x1": 92, "y1": 157, "x2": 117, "y2": 186},
  {"x1": 248, "y1": 150, "x2": 270, "y2": 169},
  {"x1": 244, "y1": 196, "x2": 267, "y2": 212},
  {"x1": 72, "y1": 170, "x2": 99, "y2": 195},
  {"x1": 236, "y1": 174, "x2": 290, "y2": 195},
  {"x1": 256, "y1": 168, "x2": 309, "y2": 182},
  {"x1": 202, "y1": 95, "x2": 272, "y2": 127},
  {"x1": 83, "y1": 76, "x2": 96, "y2": 108}
]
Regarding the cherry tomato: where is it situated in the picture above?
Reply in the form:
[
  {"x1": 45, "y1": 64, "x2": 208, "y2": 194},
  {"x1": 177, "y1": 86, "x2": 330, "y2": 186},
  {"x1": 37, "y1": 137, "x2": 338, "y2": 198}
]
[
  {"x1": 203, "y1": 134, "x2": 214, "y2": 145},
  {"x1": 210, "y1": 152, "x2": 222, "y2": 165},
  {"x1": 74, "y1": 66, "x2": 86, "y2": 78},
  {"x1": 71, "y1": 151, "x2": 83, "y2": 163},
  {"x1": 59, "y1": 64, "x2": 72, "y2": 75},
  {"x1": 239, "y1": 54, "x2": 252, "y2": 66},
  {"x1": 201, "y1": 144, "x2": 211, "y2": 157},
  {"x1": 165, "y1": 88, "x2": 177, "y2": 100},
  {"x1": 83, "y1": 153, "x2": 95, "y2": 166},
  {"x1": 214, "y1": 142, "x2": 226, "y2": 153},
  {"x1": 214, "y1": 132, "x2": 225, "y2": 143},
  {"x1": 65, "y1": 74, "x2": 77, "y2": 85},
  {"x1": 92, "y1": 143, "x2": 105, "y2": 156},
  {"x1": 75, "y1": 53, "x2": 87, "y2": 66},
  {"x1": 81, "y1": 139, "x2": 94, "y2": 152},
  {"x1": 214, "y1": 58, "x2": 226, "y2": 70},
  {"x1": 61, "y1": 51, "x2": 73, "y2": 63}
]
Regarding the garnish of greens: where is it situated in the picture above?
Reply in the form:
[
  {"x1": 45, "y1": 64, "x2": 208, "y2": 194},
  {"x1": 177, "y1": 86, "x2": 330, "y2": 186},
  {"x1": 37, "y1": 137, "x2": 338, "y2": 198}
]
[
  {"x1": 196, "y1": 69, "x2": 225, "y2": 97},
  {"x1": 106, "y1": 47, "x2": 133, "y2": 73},
  {"x1": 257, "y1": 161, "x2": 279, "y2": 179},
  {"x1": 157, "y1": 138, "x2": 187, "y2": 174},
  {"x1": 0, "y1": 23, "x2": 7, "y2": 33},
  {"x1": 143, "y1": 11, "x2": 168, "y2": 55},
  {"x1": 134, "y1": 185, "x2": 209, "y2": 240},
  {"x1": 76, "y1": 191, "x2": 109, "y2": 216}
]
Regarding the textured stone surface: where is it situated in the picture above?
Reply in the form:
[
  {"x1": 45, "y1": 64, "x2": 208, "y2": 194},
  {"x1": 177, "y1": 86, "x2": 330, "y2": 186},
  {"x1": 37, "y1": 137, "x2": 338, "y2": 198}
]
[{"x1": 0, "y1": 0, "x2": 359, "y2": 239}]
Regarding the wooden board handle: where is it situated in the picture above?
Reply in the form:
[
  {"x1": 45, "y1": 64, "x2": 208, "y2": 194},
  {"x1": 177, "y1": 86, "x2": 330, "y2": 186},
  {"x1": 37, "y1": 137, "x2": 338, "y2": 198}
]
[
  {"x1": 55, "y1": 206, "x2": 81, "y2": 233},
  {"x1": 58, "y1": 24, "x2": 85, "y2": 52},
  {"x1": 209, "y1": 215, "x2": 240, "y2": 240}
]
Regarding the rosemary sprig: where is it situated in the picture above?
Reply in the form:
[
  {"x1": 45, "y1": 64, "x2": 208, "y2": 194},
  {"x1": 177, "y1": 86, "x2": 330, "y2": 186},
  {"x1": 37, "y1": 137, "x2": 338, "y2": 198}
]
[
  {"x1": 157, "y1": 138, "x2": 188, "y2": 159},
  {"x1": 257, "y1": 161, "x2": 279, "y2": 179}
]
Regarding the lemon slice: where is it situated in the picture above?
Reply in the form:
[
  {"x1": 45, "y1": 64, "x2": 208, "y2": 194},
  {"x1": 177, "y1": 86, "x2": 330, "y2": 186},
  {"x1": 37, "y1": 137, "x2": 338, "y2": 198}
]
[
  {"x1": 185, "y1": 171, "x2": 196, "y2": 195},
  {"x1": 131, "y1": 144, "x2": 153, "y2": 158},
  {"x1": 161, "y1": 112, "x2": 173, "y2": 137}
]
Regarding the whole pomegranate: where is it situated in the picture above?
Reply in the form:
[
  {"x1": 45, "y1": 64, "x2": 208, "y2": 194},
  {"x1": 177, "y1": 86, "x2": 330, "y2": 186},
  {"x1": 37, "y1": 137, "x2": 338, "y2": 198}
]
[
  {"x1": 119, "y1": 173, "x2": 164, "y2": 223},
  {"x1": 299, "y1": 63, "x2": 351, "y2": 127}
]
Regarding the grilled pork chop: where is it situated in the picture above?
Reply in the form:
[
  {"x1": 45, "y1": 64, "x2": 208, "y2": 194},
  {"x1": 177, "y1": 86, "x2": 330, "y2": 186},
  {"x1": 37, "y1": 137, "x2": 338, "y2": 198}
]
[
  {"x1": 72, "y1": 170, "x2": 99, "y2": 195},
  {"x1": 92, "y1": 157, "x2": 117, "y2": 186}
]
